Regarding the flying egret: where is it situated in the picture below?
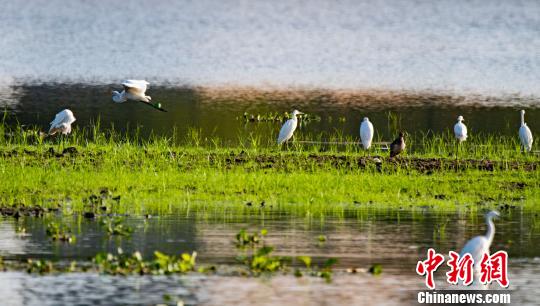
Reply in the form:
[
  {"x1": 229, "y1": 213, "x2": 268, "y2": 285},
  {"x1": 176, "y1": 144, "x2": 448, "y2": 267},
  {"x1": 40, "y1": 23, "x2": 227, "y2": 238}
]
[
  {"x1": 454, "y1": 115, "x2": 468, "y2": 143},
  {"x1": 360, "y1": 117, "x2": 374, "y2": 150},
  {"x1": 460, "y1": 210, "x2": 500, "y2": 271},
  {"x1": 389, "y1": 132, "x2": 405, "y2": 158},
  {"x1": 48, "y1": 109, "x2": 76, "y2": 135},
  {"x1": 519, "y1": 110, "x2": 533, "y2": 152},
  {"x1": 277, "y1": 110, "x2": 304, "y2": 145},
  {"x1": 112, "y1": 80, "x2": 167, "y2": 112}
]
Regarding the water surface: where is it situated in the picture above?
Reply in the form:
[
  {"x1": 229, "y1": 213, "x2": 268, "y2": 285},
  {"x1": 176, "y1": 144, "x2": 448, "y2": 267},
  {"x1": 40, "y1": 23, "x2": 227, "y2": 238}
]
[
  {"x1": 1, "y1": 0, "x2": 539, "y2": 96},
  {"x1": 2, "y1": 85, "x2": 539, "y2": 144},
  {"x1": 0, "y1": 209, "x2": 538, "y2": 304}
]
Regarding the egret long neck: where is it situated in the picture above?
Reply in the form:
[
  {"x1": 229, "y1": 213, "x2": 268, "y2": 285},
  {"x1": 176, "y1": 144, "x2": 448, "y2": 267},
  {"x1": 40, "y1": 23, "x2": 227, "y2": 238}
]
[
  {"x1": 521, "y1": 112, "x2": 525, "y2": 126},
  {"x1": 485, "y1": 216, "x2": 495, "y2": 247}
]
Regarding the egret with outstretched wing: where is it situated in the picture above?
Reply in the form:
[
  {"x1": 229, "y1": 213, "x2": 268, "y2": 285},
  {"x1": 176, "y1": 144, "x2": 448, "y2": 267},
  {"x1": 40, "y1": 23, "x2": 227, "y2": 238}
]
[{"x1": 112, "y1": 80, "x2": 167, "y2": 112}]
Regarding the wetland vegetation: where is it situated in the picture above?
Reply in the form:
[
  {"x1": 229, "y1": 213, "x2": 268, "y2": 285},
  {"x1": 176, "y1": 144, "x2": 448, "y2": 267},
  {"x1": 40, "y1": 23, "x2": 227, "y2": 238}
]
[
  {"x1": 0, "y1": 121, "x2": 538, "y2": 217},
  {"x1": 0, "y1": 118, "x2": 538, "y2": 298}
]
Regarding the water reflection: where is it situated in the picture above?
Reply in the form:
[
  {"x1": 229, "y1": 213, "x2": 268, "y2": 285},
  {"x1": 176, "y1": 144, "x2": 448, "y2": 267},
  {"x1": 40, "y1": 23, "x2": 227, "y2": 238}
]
[
  {"x1": 2, "y1": 85, "x2": 539, "y2": 144},
  {"x1": 1, "y1": 209, "x2": 539, "y2": 272},
  {"x1": 0, "y1": 209, "x2": 539, "y2": 305}
]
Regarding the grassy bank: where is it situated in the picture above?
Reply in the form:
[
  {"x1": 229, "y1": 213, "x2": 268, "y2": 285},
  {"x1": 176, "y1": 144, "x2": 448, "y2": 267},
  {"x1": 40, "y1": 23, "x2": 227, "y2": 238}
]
[{"x1": 0, "y1": 125, "x2": 538, "y2": 216}]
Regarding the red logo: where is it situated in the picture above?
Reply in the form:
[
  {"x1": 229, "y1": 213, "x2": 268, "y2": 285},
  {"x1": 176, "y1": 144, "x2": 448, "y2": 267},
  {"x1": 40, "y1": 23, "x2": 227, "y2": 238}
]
[
  {"x1": 416, "y1": 249, "x2": 509, "y2": 289},
  {"x1": 416, "y1": 248, "x2": 445, "y2": 289},
  {"x1": 446, "y1": 251, "x2": 474, "y2": 286},
  {"x1": 479, "y1": 251, "x2": 509, "y2": 287}
]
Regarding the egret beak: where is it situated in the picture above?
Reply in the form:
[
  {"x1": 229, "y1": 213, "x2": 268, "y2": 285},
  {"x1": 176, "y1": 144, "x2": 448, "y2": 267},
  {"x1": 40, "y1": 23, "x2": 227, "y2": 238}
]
[
  {"x1": 139, "y1": 101, "x2": 167, "y2": 112},
  {"x1": 153, "y1": 103, "x2": 168, "y2": 112}
]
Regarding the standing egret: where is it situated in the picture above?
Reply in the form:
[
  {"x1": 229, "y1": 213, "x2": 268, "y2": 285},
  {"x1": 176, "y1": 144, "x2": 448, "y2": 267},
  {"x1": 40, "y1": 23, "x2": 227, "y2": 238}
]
[
  {"x1": 360, "y1": 117, "x2": 374, "y2": 150},
  {"x1": 112, "y1": 80, "x2": 167, "y2": 112},
  {"x1": 277, "y1": 110, "x2": 304, "y2": 145},
  {"x1": 519, "y1": 110, "x2": 533, "y2": 152},
  {"x1": 48, "y1": 109, "x2": 76, "y2": 135},
  {"x1": 389, "y1": 132, "x2": 405, "y2": 158},
  {"x1": 454, "y1": 116, "x2": 468, "y2": 143},
  {"x1": 460, "y1": 210, "x2": 500, "y2": 271}
]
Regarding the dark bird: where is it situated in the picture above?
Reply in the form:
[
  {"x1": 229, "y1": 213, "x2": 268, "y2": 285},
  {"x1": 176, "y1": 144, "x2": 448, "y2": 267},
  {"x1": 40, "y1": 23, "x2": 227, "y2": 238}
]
[{"x1": 390, "y1": 132, "x2": 406, "y2": 158}]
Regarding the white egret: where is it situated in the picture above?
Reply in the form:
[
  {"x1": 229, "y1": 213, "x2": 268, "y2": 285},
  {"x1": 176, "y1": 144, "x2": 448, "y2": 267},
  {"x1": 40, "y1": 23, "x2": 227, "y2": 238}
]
[
  {"x1": 277, "y1": 110, "x2": 304, "y2": 145},
  {"x1": 112, "y1": 80, "x2": 167, "y2": 112},
  {"x1": 454, "y1": 115, "x2": 468, "y2": 143},
  {"x1": 460, "y1": 210, "x2": 500, "y2": 271},
  {"x1": 360, "y1": 117, "x2": 374, "y2": 150},
  {"x1": 519, "y1": 110, "x2": 533, "y2": 152},
  {"x1": 389, "y1": 132, "x2": 405, "y2": 158},
  {"x1": 48, "y1": 109, "x2": 76, "y2": 135}
]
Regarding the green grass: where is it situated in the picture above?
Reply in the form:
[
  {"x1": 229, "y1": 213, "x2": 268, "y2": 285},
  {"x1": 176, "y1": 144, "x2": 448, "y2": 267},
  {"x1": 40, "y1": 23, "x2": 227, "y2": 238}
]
[{"x1": 0, "y1": 123, "x2": 538, "y2": 216}]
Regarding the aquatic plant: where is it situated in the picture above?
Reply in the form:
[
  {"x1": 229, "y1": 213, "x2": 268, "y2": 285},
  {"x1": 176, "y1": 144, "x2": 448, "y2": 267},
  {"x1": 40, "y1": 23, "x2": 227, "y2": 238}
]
[
  {"x1": 237, "y1": 245, "x2": 290, "y2": 274},
  {"x1": 235, "y1": 229, "x2": 290, "y2": 273},
  {"x1": 84, "y1": 188, "x2": 121, "y2": 216},
  {"x1": 369, "y1": 263, "x2": 383, "y2": 275},
  {"x1": 100, "y1": 218, "x2": 133, "y2": 237},
  {"x1": 297, "y1": 256, "x2": 312, "y2": 269},
  {"x1": 294, "y1": 256, "x2": 338, "y2": 282},
  {"x1": 93, "y1": 248, "x2": 197, "y2": 275},
  {"x1": 26, "y1": 259, "x2": 54, "y2": 274},
  {"x1": 46, "y1": 222, "x2": 76, "y2": 243},
  {"x1": 317, "y1": 258, "x2": 338, "y2": 282},
  {"x1": 151, "y1": 251, "x2": 197, "y2": 274},
  {"x1": 236, "y1": 228, "x2": 267, "y2": 247},
  {"x1": 235, "y1": 229, "x2": 339, "y2": 281},
  {"x1": 93, "y1": 249, "x2": 145, "y2": 275},
  {"x1": 240, "y1": 111, "x2": 321, "y2": 124}
]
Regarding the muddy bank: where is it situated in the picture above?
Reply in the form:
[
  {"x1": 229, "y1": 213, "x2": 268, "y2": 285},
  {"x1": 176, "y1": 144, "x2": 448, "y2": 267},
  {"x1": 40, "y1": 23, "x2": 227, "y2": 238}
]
[
  {"x1": 0, "y1": 204, "x2": 59, "y2": 218},
  {"x1": 2, "y1": 148, "x2": 538, "y2": 172},
  {"x1": 220, "y1": 151, "x2": 538, "y2": 172}
]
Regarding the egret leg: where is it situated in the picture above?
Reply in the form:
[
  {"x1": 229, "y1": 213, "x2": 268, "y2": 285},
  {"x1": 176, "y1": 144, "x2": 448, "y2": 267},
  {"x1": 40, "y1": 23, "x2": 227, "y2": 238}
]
[
  {"x1": 55, "y1": 134, "x2": 62, "y2": 154},
  {"x1": 61, "y1": 134, "x2": 66, "y2": 153},
  {"x1": 455, "y1": 140, "x2": 461, "y2": 161}
]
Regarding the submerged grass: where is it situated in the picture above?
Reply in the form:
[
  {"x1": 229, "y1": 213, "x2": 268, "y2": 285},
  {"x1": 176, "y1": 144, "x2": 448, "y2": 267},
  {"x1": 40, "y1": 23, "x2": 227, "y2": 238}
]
[{"x1": 0, "y1": 122, "x2": 538, "y2": 216}]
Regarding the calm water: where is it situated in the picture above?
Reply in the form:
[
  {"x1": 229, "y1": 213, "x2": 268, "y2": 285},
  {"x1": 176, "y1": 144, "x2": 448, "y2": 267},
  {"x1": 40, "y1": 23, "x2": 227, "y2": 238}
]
[
  {"x1": 0, "y1": 209, "x2": 539, "y2": 304},
  {"x1": 1, "y1": 85, "x2": 539, "y2": 144},
  {"x1": 0, "y1": 0, "x2": 539, "y2": 96}
]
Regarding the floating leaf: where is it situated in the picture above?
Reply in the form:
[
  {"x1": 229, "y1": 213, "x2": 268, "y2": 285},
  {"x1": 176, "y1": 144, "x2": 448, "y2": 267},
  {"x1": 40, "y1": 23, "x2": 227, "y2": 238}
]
[{"x1": 297, "y1": 256, "x2": 312, "y2": 268}]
